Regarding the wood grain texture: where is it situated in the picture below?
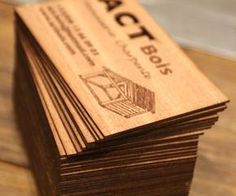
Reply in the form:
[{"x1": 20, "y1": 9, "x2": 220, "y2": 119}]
[
  {"x1": 0, "y1": 161, "x2": 37, "y2": 196},
  {"x1": 0, "y1": 2, "x2": 29, "y2": 167},
  {"x1": 15, "y1": 0, "x2": 228, "y2": 147},
  {"x1": 0, "y1": 2, "x2": 235, "y2": 195},
  {"x1": 185, "y1": 48, "x2": 236, "y2": 195}
]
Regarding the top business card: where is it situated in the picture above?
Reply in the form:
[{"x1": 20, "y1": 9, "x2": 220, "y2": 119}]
[{"x1": 16, "y1": 0, "x2": 228, "y2": 136}]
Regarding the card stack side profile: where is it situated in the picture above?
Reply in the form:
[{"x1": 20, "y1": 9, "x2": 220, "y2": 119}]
[{"x1": 14, "y1": 0, "x2": 229, "y2": 195}]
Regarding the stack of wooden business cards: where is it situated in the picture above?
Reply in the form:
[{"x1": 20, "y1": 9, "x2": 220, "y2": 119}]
[{"x1": 14, "y1": 0, "x2": 228, "y2": 195}]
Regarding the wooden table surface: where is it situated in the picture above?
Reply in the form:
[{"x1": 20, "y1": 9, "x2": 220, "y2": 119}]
[{"x1": 0, "y1": 2, "x2": 236, "y2": 196}]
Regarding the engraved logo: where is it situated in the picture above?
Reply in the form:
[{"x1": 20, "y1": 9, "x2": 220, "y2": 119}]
[{"x1": 80, "y1": 67, "x2": 155, "y2": 118}]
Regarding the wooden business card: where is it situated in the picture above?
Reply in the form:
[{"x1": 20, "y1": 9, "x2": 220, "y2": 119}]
[
  {"x1": 14, "y1": 0, "x2": 228, "y2": 195},
  {"x1": 15, "y1": 0, "x2": 228, "y2": 137}
]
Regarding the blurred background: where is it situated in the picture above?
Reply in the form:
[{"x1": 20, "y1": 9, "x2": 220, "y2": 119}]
[{"x1": 0, "y1": 0, "x2": 236, "y2": 195}]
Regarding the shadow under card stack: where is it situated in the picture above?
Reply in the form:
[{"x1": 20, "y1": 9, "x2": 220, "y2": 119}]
[{"x1": 14, "y1": 0, "x2": 228, "y2": 195}]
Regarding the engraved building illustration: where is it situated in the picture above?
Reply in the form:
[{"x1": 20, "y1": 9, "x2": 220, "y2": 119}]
[{"x1": 80, "y1": 67, "x2": 155, "y2": 118}]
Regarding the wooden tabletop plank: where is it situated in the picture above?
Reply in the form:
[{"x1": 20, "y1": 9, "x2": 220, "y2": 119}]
[{"x1": 0, "y1": 161, "x2": 37, "y2": 196}]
